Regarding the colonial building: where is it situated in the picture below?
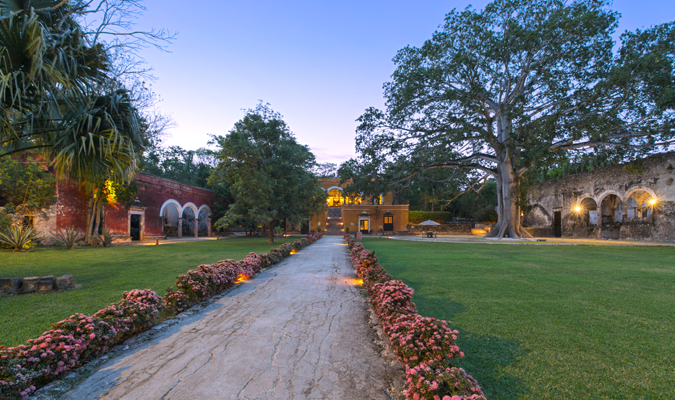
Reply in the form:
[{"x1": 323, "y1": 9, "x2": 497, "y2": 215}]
[
  {"x1": 311, "y1": 178, "x2": 409, "y2": 234},
  {"x1": 31, "y1": 173, "x2": 215, "y2": 242},
  {"x1": 522, "y1": 152, "x2": 675, "y2": 242}
]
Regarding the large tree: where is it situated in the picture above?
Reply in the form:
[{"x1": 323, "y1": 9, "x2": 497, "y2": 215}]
[
  {"x1": 354, "y1": 0, "x2": 675, "y2": 238},
  {"x1": 210, "y1": 103, "x2": 325, "y2": 244}
]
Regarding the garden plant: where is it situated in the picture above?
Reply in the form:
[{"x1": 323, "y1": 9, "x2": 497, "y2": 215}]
[{"x1": 0, "y1": 232, "x2": 322, "y2": 399}]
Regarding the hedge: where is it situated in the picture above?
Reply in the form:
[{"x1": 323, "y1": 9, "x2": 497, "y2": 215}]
[
  {"x1": 0, "y1": 232, "x2": 323, "y2": 399},
  {"x1": 345, "y1": 233, "x2": 485, "y2": 400},
  {"x1": 408, "y1": 211, "x2": 453, "y2": 224}
]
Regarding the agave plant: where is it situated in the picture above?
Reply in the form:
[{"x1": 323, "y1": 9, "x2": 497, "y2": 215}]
[
  {"x1": 93, "y1": 227, "x2": 118, "y2": 247},
  {"x1": 52, "y1": 227, "x2": 84, "y2": 250},
  {"x1": 0, "y1": 225, "x2": 39, "y2": 251},
  {"x1": 274, "y1": 226, "x2": 284, "y2": 237}
]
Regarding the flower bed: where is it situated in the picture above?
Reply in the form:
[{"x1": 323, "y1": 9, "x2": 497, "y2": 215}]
[
  {"x1": 0, "y1": 232, "x2": 322, "y2": 399},
  {"x1": 344, "y1": 233, "x2": 485, "y2": 400}
]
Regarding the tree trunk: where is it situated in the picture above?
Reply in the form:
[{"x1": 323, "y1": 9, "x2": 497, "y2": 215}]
[
  {"x1": 485, "y1": 151, "x2": 532, "y2": 239},
  {"x1": 92, "y1": 201, "x2": 103, "y2": 239},
  {"x1": 86, "y1": 193, "x2": 99, "y2": 244},
  {"x1": 85, "y1": 196, "x2": 94, "y2": 243},
  {"x1": 268, "y1": 221, "x2": 274, "y2": 244}
]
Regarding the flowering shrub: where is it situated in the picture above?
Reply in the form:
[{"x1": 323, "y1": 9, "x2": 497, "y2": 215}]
[
  {"x1": 1, "y1": 235, "x2": 324, "y2": 399},
  {"x1": 344, "y1": 233, "x2": 485, "y2": 400},
  {"x1": 0, "y1": 354, "x2": 37, "y2": 399},
  {"x1": 163, "y1": 286, "x2": 191, "y2": 315},
  {"x1": 385, "y1": 314, "x2": 463, "y2": 368},
  {"x1": 94, "y1": 289, "x2": 163, "y2": 340},
  {"x1": 405, "y1": 360, "x2": 485, "y2": 400}
]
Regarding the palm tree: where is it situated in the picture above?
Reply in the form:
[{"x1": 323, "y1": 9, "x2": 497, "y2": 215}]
[{"x1": 0, "y1": 1, "x2": 147, "y2": 242}]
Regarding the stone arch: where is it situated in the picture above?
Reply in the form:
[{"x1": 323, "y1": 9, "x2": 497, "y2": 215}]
[
  {"x1": 160, "y1": 199, "x2": 181, "y2": 237},
  {"x1": 159, "y1": 199, "x2": 182, "y2": 217},
  {"x1": 197, "y1": 205, "x2": 212, "y2": 237},
  {"x1": 596, "y1": 190, "x2": 623, "y2": 206},
  {"x1": 600, "y1": 194, "x2": 623, "y2": 240},
  {"x1": 181, "y1": 203, "x2": 197, "y2": 237},
  {"x1": 578, "y1": 196, "x2": 598, "y2": 225},
  {"x1": 181, "y1": 202, "x2": 198, "y2": 216},
  {"x1": 625, "y1": 186, "x2": 656, "y2": 202},
  {"x1": 326, "y1": 187, "x2": 344, "y2": 207}
]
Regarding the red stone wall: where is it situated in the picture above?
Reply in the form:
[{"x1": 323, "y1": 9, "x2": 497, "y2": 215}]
[
  {"x1": 51, "y1": 173, "x2": 216, "y2": 239},
  {"x1": 55, "y1": 180, "x2": 88, "y2": 232}
]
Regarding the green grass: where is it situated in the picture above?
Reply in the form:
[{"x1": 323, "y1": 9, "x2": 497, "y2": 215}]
[
  {"x1": 362, "y1": 238, "x2": 675, "y2": 400},
  {"x1": 0, "y1": 238, "x2": 294, "y2": 347}
]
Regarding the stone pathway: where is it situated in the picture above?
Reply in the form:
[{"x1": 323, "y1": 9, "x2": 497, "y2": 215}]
[{"x1": 57, "y1": 236, "x2": 400, "y2": 399}]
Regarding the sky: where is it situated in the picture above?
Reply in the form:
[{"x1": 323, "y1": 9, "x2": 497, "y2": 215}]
[{"x1": 134, "y1": 0, "x2": 675, "y2": 165}]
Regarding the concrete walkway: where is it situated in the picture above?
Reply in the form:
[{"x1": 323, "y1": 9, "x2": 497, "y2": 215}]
[{"x1": 58, "y1": 236, "x2": 398, "y2": 399}]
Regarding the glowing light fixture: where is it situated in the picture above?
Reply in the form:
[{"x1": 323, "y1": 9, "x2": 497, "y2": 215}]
[
  {"x1": 235, "y1": 274, "x2": 248, "y2": 284},
  {"x1": 574, "y1": 205, "x2": 581, "y2": 212},
  {"x1": 290, "y1": 249, "x2": 297, "y2": 255},
  {"x1": 649, "y1": 198, "x2": 657, "y2": 206}
]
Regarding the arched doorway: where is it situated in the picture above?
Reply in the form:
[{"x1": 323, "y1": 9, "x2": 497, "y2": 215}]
[
  {"x1": 579, "y1": 197, "x2": 598, "y2": 225},
  {"x1": 160, "y1": 200, "x2": 181, "y2": 237},
  {"x1": 182, "y1": 207, "x2": 196, "y2": 237},
  {"x1": 198, "y1": 206, "x2": 210, "y2": 237},
  {"x1": 327, "y1": 187, "x2": 344, "y2": 207},
  {"x1": 600, "y1": 194, "x2": 622, "y2": 239},
  {"x1": 625, "y1": 188, "x2": 655, "y2": 220}
]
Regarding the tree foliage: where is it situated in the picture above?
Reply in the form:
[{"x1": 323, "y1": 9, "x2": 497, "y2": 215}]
[
  {"x1": 353, "y1": 0, "x2": 675, "y2": 238},
  {"x1": 0, "y1": 157, "x2": 56, "y2": 213},
  {"x1": 141, "y1": 145, "x2": 217, "y2": 188},
  {"x1": 210, "y1": 104, "x2": 325, "y2": 243}
]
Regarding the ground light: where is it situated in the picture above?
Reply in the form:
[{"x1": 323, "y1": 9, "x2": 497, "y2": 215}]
[{"x1": 235, "y1": 274, "x2": 247, "y2": 284}]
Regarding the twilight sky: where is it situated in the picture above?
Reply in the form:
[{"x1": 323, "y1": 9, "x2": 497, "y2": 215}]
[{"x1": 135, "y1": 0, "x2": 675, "y2": 164}]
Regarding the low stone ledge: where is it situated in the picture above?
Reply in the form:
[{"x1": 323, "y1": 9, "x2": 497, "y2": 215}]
[{"x1": 0, "y1": 275, "x2": 76, "y2": 295}]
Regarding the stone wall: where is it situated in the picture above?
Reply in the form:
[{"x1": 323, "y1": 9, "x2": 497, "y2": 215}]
[{"x1": 523, "y1": 152, "x2": 675, "y2": 242}]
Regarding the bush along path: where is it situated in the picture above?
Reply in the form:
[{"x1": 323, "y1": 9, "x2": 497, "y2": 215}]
[
  {"x1": 345, "y1": 234, "x2": 486, "y2": 400},
  {"x1": 0, "y1": 232, "x2": 322, "y2": 399}
]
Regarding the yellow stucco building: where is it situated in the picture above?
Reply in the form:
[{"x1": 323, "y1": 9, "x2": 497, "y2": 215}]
[{"x1": 311, "y1": 178, "x2": 409, "y2": 234}]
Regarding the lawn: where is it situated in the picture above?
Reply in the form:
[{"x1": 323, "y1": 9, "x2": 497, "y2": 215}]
[
  {"x1": 362, "y1": 238, "x2": 675, "y2": 400},
  {"x1": 0, "y1": 238, "x2": 294, "y2": 347}
]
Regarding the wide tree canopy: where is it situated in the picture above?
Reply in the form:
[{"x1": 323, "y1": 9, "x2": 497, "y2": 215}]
[
  {"x1": 210, "y1": 104, "x2": 325, "y2": 243},
  {"x1": 353, "y1": 0, "x2": 675, "y2": 238}
]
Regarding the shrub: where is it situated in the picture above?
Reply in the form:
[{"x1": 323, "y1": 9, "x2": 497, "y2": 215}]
[
  {"x1": 52, "y1": 227, "x2": 83, "y2": 250},
  {"x1": 0, "y1": 233, "x2": 325, "y2": 399},
  {"x1": 92, "y1": 227, "x2": 117, "y2": 247},
  {"x1": 405, "y1": 360, "x2": 485, "y2": 400},
  {"x1": 0, "y1": 225, "x2": 39, "y2": 251},
  {"x1": 408, "y1": 211, "x2": 452, "y2": 224},
  {"x1": 345, "y1": 232, "x2": 486, "y2": 400}
]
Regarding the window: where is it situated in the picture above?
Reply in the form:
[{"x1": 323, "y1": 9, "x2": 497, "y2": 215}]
[{"x1": 384, "y1": 216, "x2": 393, "y2": 224}]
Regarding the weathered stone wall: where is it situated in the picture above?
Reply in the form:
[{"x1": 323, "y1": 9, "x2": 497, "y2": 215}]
[{"x1": 524, "y1": 152, "x2": 675, "y2": 242}]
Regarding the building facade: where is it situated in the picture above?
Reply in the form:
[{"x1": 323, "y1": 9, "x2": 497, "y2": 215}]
[
  {"x1": 32, "y1": 173, "x2": 216, "y2": 242},
  {"x1": 310, "y1": 178, "x2": 409, "y2": 234},
  {"x1": 522, "y1": 152, "x2": 675, "y2": 242}
]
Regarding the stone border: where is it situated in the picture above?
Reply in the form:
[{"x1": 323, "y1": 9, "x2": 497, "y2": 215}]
[{"x1": 0, "y1": 275, "x2": 76, "y2": 295}]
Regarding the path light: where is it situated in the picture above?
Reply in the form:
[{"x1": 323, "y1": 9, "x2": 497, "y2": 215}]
[
  {"x1": 290, "y1": 249, "x2": 297, "y2": 255},
  {"x1": 235, "y1": 274, "x2": 247, "y2": 284}
]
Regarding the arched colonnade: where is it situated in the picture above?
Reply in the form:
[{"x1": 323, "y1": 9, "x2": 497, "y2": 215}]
[
  {"x1": 572, "y1": 186, "x2": 657, "y2": 226},
  {"x1": 159, "y1": 199, "x2": 213, "y2": 238}
]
